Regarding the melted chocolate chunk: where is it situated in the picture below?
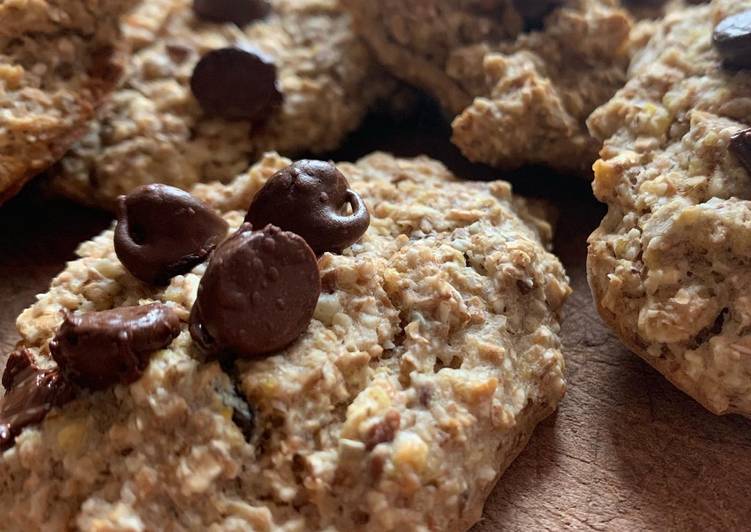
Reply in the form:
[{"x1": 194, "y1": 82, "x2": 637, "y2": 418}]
[
  {"x1": 0, "y1": 353, "x2": 73, "y2": 451},
  {"x1": 245, "y1": 160, "x2": 370, "y2": 255},
  {"x1": 115, "y1": 184, "x2": 228, "y2": 285},
  {"x1": 714, "y1": 10, "x2": 751, "y2": 69},
  {"x1": 50, "y1": 304, "x2": 181, "y2": 390},
  {"x1": 193, "y1": 0, "x2": 270, "y2": 26},
  {"x1": 2, "y1": 348, "x2": 33, "y2": 390},
  {"x1": 730, "y1": 128, "x2": 751, "y2": 173},
  {"x1": 114, "y1": 184, "x2": 227, "y2": 285},
  {"x1": 190, "y1": 224, "x2": 320, "y2": 358},
  {"x1": 190, "y1": 46, "x2": 282, "y2": 122}
]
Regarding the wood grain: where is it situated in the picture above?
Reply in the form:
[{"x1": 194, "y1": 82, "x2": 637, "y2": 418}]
[{"x1": 1, "y1": 111, "x2": 749, "y2": 531}]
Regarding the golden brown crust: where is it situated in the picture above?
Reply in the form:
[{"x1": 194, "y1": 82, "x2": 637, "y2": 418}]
[
  {"x1": 0, "y1": 0, "x2": 133, "y2": 203},
  {"x1": 1, "y1": 152, "x2": 569, "y2": 531},
  {"x1": 50, "y1": 0, "x2": 401, "y2": 210},
  {"x1": 587, "y1": 1, "x2": 751, "y2": 419},
  {"x1": 343, "y1": 0, "x2": 633, "y2": 175}
]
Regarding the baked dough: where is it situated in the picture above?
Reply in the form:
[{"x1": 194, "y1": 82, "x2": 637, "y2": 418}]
[{"x1": 1, "y1": 152, "x2": 570, "y2": 531}]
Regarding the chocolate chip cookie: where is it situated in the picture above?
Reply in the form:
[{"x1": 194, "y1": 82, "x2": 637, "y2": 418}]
[
  {"x1": 51, "y1": 0, "x2": 402, "y2": 208},
  {"x1": 341, "y1": 0, "x2": 633, "y2": 175},
  {"x1": 587, "y1": 0, "x2": 751, "y2": 416},
  {"x1": 0, "y1": 152, "x2": 569, "y2": 530},
  {"x1": 0, "y1": 0, "x2": 135, "y2": 203}
]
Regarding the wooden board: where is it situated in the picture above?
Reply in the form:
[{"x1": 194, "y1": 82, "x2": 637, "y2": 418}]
[{"x1": 1, "y1": 112, "x2": 749, "y2": 530}]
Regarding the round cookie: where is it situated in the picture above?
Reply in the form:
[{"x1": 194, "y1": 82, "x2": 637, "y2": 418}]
[
  {"x1": 51, "y1": 0, "x2": 402, "y2": 209},
  {"x1": 341, "y1": 0, "x2": 634, "y2": 175},
  {"x1": 587, "y1": 0, "x2": 751, "y2": 416},
  {"x1": 0, "y1": 0, "x2": 135, "y2": 203},
  {"x1": 0, "y1": 152, "x2": 570, "y2": 530}
]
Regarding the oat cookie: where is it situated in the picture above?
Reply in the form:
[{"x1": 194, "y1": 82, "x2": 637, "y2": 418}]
[
  {"x1": 0, "y1": 0, "x2": 134, "y2": 203},
  {"x1": 341, "y1": 0, "x2": 633, "y2": 175},
  {"x1": 587, "y1": 0, "x2": 751, "y2": 416},
  {"x1": 0, "y1": 152, "x2": 570, "y2": 530},
  {"x1": 51, "y1": 0, "x2": 401, "y2": 209}
]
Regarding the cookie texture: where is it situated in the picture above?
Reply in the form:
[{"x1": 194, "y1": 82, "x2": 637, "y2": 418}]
[
  {"x1": 342, "y1": 0, "x2": 633, "y2": 175},
  {"x1": 587, "y1": 0, "x2": 751, "y2": 416},
  {"x1": 1, "y1": 152, "x2": 569, "y2": 530},
  {"x1": 0, "y1": 0, "x2": 134, "y2": 203},
  {"x1": 52, "y1": 0, "x2": 401, "y2": 209}
]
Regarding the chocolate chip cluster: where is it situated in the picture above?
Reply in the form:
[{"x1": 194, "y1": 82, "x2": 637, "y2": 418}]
[{"x1": 0, "y1": 160, "x2": 369, "y2": 450}]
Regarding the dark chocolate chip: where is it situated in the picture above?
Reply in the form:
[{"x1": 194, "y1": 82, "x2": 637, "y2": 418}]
[
  {"x1": 730, "y1": 128, "x2": 751, "y2": 174},
  {"x1": 190, "y1": 223, "x2": 320, "y2": 358},
  {"x1": 2, "y1": 348, "x2": 33, "y2": 391},
  {"x1": 190, "y1": 46, "x2": 282, "y2": 122},
  {"x1": 0, "y1": 357, "x2": 74, "y2": 451},
  {"x1": 114, "y1": 184, "x2": 228, "y2": 285},
  {"x1": 713, "y1": 10, "x2": 751, "y2": 69},
  {"x1": 193, "y1": 0, "x2": 270, "y2": 26},
  {"x1": 50, "y1": 304, "x2": 181, "y2": 390},
  {"x1": 513, "y1": 0, "x2": 564, "y2": 30},
  {"x1": 245, "y1": 160, "x2": 370, "y2": 255}
]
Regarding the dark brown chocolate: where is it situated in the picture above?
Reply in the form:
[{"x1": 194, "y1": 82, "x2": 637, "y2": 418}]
[
  {"x1": 0, "y1": 351, "x2": 73, "y2": 451},
  {"x1": 193, "y1": 0, "x2": 270, "y2": 26},
  {"x1": 50, "y1": 304, "x2": 181, "y2": 390},
  {"x1": 2, "y1": 348, "x2": 33, "y2": 391},
  {"x1": 730, "y1": 128, "x2": 751, "y2": 174},
  {"x1": 115, "y1": 184, "x2": 228, "y2": 285},
  {"x1": 513, "y1": 0, "x2": 563, "y2": 29},
  {"x1": 190, "y1": 46, "x2": 282, "y2": 122},
  {"x1": 245, "y1": 160, "x2": 370, "y2": 255},
  {"x1": 714, "y1": 10, "x2": 751, "y2": 69},
  {"x1": 190, "y1": 223, "x2": 320, "y2": 358}
]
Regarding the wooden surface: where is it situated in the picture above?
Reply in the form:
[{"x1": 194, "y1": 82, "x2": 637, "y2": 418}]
[{"x1": 1, "y1": 111, "x2": 750, "y2": 531}]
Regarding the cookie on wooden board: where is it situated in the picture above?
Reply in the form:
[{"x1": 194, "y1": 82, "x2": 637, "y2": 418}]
[
  {"x1": 587, "y1": 0, "x2": 751, "y2": 416},
  {"x1": 0, "y1": 152, "x2": 569, "y2": 531}
]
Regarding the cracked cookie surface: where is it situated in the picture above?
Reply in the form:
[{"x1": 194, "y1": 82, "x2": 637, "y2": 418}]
[
  {"x1": 0, "y1": 0, "x2": 134, "y2": 203},
  {"x1": 342, "y1": 0, "x2": 633, "y2": 175},
  {"x1": 51, "y1": 0, "x2": 401, "y2": 209},
  {"x1": 1, "y1": 152, "x2": 569, "y2": 531},
  {"x1": 587, "y1": 0, "x2": 751, "y2": 416}
]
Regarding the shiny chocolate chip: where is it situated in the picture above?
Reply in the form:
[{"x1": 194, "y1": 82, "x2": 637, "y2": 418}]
[
  {"x1": 190, "y1": 46, "x2": 282, "y2": 122},
  {"x1": 50, "y1": 304, "x2": 181, "y2": 390},
  {"x1": 713, "y1": 10, "x2": 751, "y2": 69},
  {"x1": 0, "y1": 351, "x2": 74, "y2": 451},
  {"x1": 2, "y1": 348, "x2": 33, "y2": 391},
  {"x1": 190, "y1": 223, "x2": 320, "y2": 358},
  {"x1": 730, "y1": 128, "x2": 751, "y2": 173},
  {"x1": 245, "y1": 160, "x2": 370, "y2": 255},
  {"x1": 115, "y1": 184, "x2": 228, "y2": 285},
  {"x1": 193, "y1": 0, "x2": 270, "y2": 26}
]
